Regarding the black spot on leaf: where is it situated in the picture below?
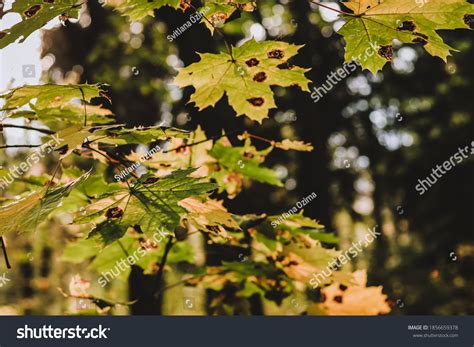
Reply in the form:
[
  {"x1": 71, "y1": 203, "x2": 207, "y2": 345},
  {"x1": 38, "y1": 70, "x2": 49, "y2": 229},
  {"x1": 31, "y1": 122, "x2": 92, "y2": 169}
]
[
  {"x1": 378, "y1": 45, "x2": 393, "y2": 61},
  {"x1": 245, "y1": 58, "x2": 260, "y2": 67},
  {"x1": 277, "y1": 62, "x2": 293, "y2": 70},
  {"x1": 412, "y1": 37, "x2": 427, "y2": 46},
  {"x1": 334, "y1": 295, "x2": 343, "y2": 303},
  {"x1": 339, "y1": 284, "x2": 348, "y2": 291},
  {"x1": 247, "y1": 97, "x2": 264, "y2": 107},
  {"x1": 43, "y1": 0, "x2": 54, "y2": 3},
  {"x1": 463, "y1": 14, "x2": 474, "y2": 29},
  {"x1": 268, "y1": 49, "x2": 284, "y2": 59},
  {"x1": 397, "y1": 20, "x2": 416, "y2": 31},
  {"x1": 143, "y1": 177, "x2": 159, "y2": 184},
  {"x1": 253, "y1": 72, "x2": 267, "y2": 82},
  {"x1": 174, "y1": 225, "x2": 188, "y2": 241},
  {"x1": 243, "y1": 151, "x2": 254, "y2": 159},
  {"x1": 413, "y1": 32, "x2": 428, "y2": 39},
  {"x1": 105, "y1": 207, "x2": 123, "y2": 219},
  {"x1": 24, "y1": 5, "x2": 41, "y2": 18},
  {"x1": 0, "y1": 31, "x2": 6, "y2": 39},
  {"x1": 205, "y1": 225, "x2": 221, "y2": 233},
  {"x1": 58, "y1": 145, "x2": 68, "y2": 155}
]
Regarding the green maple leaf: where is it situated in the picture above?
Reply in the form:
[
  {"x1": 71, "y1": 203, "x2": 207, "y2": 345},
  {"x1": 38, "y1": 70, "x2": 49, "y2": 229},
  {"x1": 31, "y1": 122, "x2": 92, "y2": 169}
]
[
  {"x1": 1, "y1": 84, "x2": 105, "y2": 110},
  {"x1": 115, "y1": 0, "x2": 181, "y2": 20},
  {"x1": 99, "y1": 125, "x2": 190, "y2": 145},
  {"x1": 0, "y1": 0, "x2": 81, "y2": 49},
  {"x1": 199, "y1": 0, "x2": 257, "y2": 33},
  {"x1": 0, "y1": 171, "x2": 90, "y2": 236},
  {"x1": 7, "y1": 104, "x2": 115, "y2": 128},
  {"x1": 76, "y1": 168, "x2": 216, "y2": 240},
  {"x1": 339, "y1": 0, "x2": 474, "y2": 73},
  {"x1": 174, "y1": 39, "x2": 310, "y2": 123},
  {"x1": 209, "y1": 141, "x2": 283, "y2": 187}
]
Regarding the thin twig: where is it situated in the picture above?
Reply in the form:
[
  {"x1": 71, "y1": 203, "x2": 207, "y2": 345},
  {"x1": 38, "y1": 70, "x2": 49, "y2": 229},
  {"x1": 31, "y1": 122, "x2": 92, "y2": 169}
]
[
  {"x1": 309, "y1": 0, "x2": 354, "y2": 16},
  {"x1": 244, "y1": 133, "x2": 274, "y2": 145},
  {"x1": 0, "y1": 144, "x2": 42, "y2": 149},
  {"x1": 79, "y1": 87, "x2": 88, "y2": 126},
  {"x1": 0, "y1": 124, "x2": 54, "y2": 135},
  {"x1": 0, "y1": 237, "x2": 11, "y2": 269},
  {"x1": 154, "y1": 236, "x2": 174, "y2": 300}
]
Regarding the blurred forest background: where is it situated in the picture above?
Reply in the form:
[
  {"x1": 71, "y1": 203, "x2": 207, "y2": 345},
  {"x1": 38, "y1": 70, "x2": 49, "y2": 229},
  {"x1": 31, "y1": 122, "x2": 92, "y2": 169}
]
[{"x1": 0, "y1": 0, "x2": 473, "y2": 315}]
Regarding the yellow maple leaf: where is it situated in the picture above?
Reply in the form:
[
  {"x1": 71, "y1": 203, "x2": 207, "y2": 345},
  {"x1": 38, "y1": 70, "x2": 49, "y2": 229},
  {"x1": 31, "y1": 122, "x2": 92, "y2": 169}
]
[
  {"x1": 178, "y1": 197, "x2": 240, "y2": 238},
  {"x1": 274, "y1": 139, "x2": 314, "y2": 152},
  {"x1": 318, "y1": 270, "x2": 391, "y2": 315}
]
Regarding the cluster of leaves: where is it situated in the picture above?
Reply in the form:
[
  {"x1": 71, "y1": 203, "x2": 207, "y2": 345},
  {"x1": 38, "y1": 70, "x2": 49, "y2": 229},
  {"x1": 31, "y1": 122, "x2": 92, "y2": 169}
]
[
  {"x1": 0, "y1": 0, "x2": 81, "y2": 49},
  {"x1": 1, "y1": 0, "x2": 471, "y2": 76},
  {"x1": 0, "y1": 83, "x2": 389, "y2": 314},
  {"x1": 339, "y1": 0, "x2": 474, "y2": 73},
  {"x1": 1, "y1": 0, "x2": 472, "y2": 315}
]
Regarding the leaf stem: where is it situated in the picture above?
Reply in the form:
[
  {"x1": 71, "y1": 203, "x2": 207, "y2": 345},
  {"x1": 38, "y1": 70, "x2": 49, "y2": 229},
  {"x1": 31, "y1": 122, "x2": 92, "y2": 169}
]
[
  {"x1": 308, "y1": 0, "x2": 354, "y2": 16},
  {"x1": 0, "y1": 237, "x2": 11, "y2": 269},
  {"x1": 79, "y1": 87, "x2": 88, "y2": 127},
  {"x1": 244, "y1": 133, "x2": 274, "y2": 145},
  {"x1": 117, "y1": 240, "x2": 129, "y2": 257}
]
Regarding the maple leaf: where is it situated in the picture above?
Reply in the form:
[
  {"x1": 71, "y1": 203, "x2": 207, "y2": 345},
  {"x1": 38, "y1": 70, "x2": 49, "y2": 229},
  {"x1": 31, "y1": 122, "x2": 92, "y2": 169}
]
[
  {"x1": 125, "y1": 126, "x2": 214, "y2": 177},
  {"x1": 76, "y1": 168, "x2": 217, "y2": 238},
  {"x1": 174, "y1": 39, "x2": 311, "y2": 123},
  {"x1": 99, "y1": 125, "x2": 190, "y2": 145},
  {"x1": 209, "y1": 140, "x2": 283, "y2": 188},
  {"x1": 274, "y1": 139, "x2": 314, "y2": 152},
  {"x1": 281, "y1": 252, "x2": 319, "y2": 282},
  {"x1": 317, "y1": 270, "x2": 391, "y2": 315},
  {"x1": 179, "y1": 197, "x2": 240, "y2": 239},
  {"x1": 115, "y1": 0, "x2": 181, "y2": 20},
  {"x1": 199, "y1": 0, "x2": 257, "y2": 33},
  {"x1": 53, "y1": 124, "x2": 94, "y2": 159},
  {"x1": 339, "y1": 0, "x2": 474, "y2": 73},
  {"x1": 0, "y1": 0, "x2": 81, "y2": 49},
  {"x1": 0, "y1": 172, "x2": 90, "y2": 236},
  {"x1": 1, "y1": 84, "x2": 105, "y2": 111}
]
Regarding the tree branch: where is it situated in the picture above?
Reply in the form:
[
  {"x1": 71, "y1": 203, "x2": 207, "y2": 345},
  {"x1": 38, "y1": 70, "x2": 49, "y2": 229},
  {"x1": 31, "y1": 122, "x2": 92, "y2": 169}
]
[
  {"x1": 0, "y1": 144, "x2": 42, "y2": 149},
  {"x1": 153, "y1": 236, "x2": 174, "y2": 300},
  {"x1": 0, "y1": 124, "x2": 54, "y2": 135}
]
